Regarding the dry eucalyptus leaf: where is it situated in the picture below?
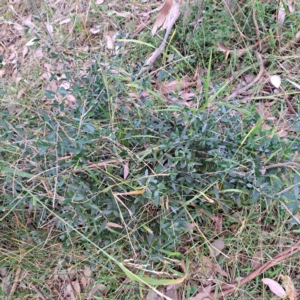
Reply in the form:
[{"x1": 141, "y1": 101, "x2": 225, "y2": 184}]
[
  {"x1": 213, "y1": 215, "x2": 222, "y2": 233},
  {"x1": 141, "y1": 0, "x2": 180, "y2": 72},
  {"x1": 196, "y1": 256, "x2": 228, "y2": 278},
  {"x1": 58, "y1": 268, "x2": 77, "y2": 280},
  {"x1": 17, "y1": 88, "x2": 26, "y2": 99},
  {"x1": 165, "y1": 284, "x2": 180, "y2": 300},
  {"x1": 84, "y1": 266, "x2": 92, "y2": 277},
  {"x1": 124, "y1": 161, "x2": 129, "y2": 180},
  {"x1": 66, "y1": 94, "x2": 76, "y2": 108},
  {"x1": 60, "y1": 18, "x2": 71, "y2": 25},
  {"x1": 45, "y1": 23, "x2": 53, "y2": 36},
  {"x1": 90, "y1": 26, "x2": 101, "y2": 34},
  {"x1": 213, "y1": 263, "x2": 228, "y2": 277},
  {"x1": 281, "y1": 275, "x2": 297, "y2": 300},
  {"x1": 262, "y1": 278, "x2": 286, "y2": 298},
  {"x1": 23, "y1": 15, "x2": 34, "y2": 27},
  {"x1": 278, "y1": 2, "x2": 286, "y2": 25},
  {"x1": 270, "y1": 75, "x2": 281, "y2": 88},
  {"x1": 0, "y1": 69, "x2": 5, "y2": 78},
  {"x1": 146, "y1": 290, "x2": 163, "y2": 300},
  {"x1": 186, "y1": 223, "x2": 196, "y2": 232},
  {"x1": 277, "y1": 130, "x2": 288, "y2": 137},
  {"x1": 0, "y1": 267, "x2": 11, "y2": 294},
  {"x1": 14, "y1": 23, "x2": 23, "y2": 31},
  {"x1": 92, "y1": 283, "x2": 108, "y2": 295},
  {"x1": 105, "y1": 31, "x2": 115, "y2": 49},
  {"x1": 34, "y1": 49, "x2": 43, "y2": 58},
  {"x1": 209, "y1": 238, "x2": 225, "y2": 258},
  {"x1": 178, "y1": 91, "x2": 195, "y2": 101},
  {"x1": 190, "y1": 285, "x2": 212, "y2": 300},
  {"x1": 81, "y1": 266, "x2": 92, "y2": 289},
  {"x1": 65, "y1": 280, "x2": 80, "y2": 300},
  {"x1": 112, "y1": 11, "x2": 131, "y2": 18},
  {"x1": 152, "y1": 0, "x2": 174, "y2": 36},
  {"x1": 287, "y1": 79, "x2": 300, "y2": 90},
  {"x1": 251, "y1": 250, "x2": 263, "y2": 269},
  {"x1": 106, "y1": 222, "x2": 123, "y2": 229},
  {"x1": 217, "y1": 42, "x2": 230, "y2": 52},
  {"x1": 159, "y1": 77, "x2": 194, "y2": 95},
  {"x1": 60, "y1": 81, "x2": 71, "y2": 90},
  {"x1": 286, "y1": 0, "x2": 295, "y2": 13}
]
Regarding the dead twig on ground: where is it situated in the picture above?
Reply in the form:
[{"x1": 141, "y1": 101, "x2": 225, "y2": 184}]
[
  {"x1": 210, "y1": 240, "x2": 300, "y2": 298},
  {"x1": 137, "y1": 2, "x2": 180, "y2": 76},
  {"x1": 30, "y1": 283, "x2": 48, "y2": 300},
  {"x1": 224, "y1": 51, "x2": 264, "y2": 101}
]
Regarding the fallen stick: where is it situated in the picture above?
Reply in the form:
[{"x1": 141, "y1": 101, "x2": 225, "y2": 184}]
[
  {"x1": 224, "y1": 51, "x2": 264, "y2": 101},
  {"x1": 137, "y1": 2, "x2": 180, "y2": 76},
  {"x1": 210, "y1": 240, "x2": 300, "y2": 298}
]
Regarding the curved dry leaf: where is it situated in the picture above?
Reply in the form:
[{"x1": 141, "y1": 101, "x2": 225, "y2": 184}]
[
  {"x1": 270, "y1": 75, "x2": 281, "y2": 88},
  {"x1": 165, "y1": 284, "x2": 179, "y2": 299},
  {"x1": 190, "y1": 285, "x2": 212, "y2": 300},
  {"x1": 262, "y1": 278, "x2": 286, "y2": 298},
  {"x1": 124, "y1": 161, "x2": 129, "y2": 179},
  {"x1": 277, "y1": 130, "x2": 288, "y2": 137},
  {"x1": 23, "y1": 15, "x2": 34, "y2": 27},
  {"x1": 217, "y1": 42, "x2": 230, "y2": 52},
  {"x1": 14, "y1": 23, "x2": 23, "y2": 31},
  {"x1": 92, "y1": 283, "x2": 108, "y2": 295},
  {"x1": 152, "y1": 0, "x2": 174, "y2": 36},
  {"x1": 112, "y1": 11, "x2": 131, "y2": 18},
  {"x1": 106, "y1": 222, "x2": 123, "y2": 229},
  {"x1": 281, "y1": 275, "x2": 297, "y2": 300},
  {"x1": 286, "y1": 0, "x2": 295, "y2": 13},
  {"x1": 178, "y1": 91, "x2": 195, "y2": 101},
  {"x1": 60, "y1": 18, "x2": 71, "y2": 25},
  {"x1": 60, "y1": 81, "x2": 71, "y2": 90},
  {"x1": 45, "y1": 23, "x2": 53, "y2": 36}
]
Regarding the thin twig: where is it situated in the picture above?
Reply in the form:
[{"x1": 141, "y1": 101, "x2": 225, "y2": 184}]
[
  {"x1": 138, "y1": 2, "x2": 180, "y2": 76},
  {"x1": 277, "y1": 182, "x2": 300, "y2": 196},
  {"x1": 224, "y1": 51, "x2": 264, "y2": 101},
  {"x1": 30, "y1": 283, "x2": 48, "y2": 300},
  {"x1": 280, "y1": 201, "x2": 300, "y2": 224},
  {"x1": 210, "y1": 240, "x2": 300, "y2": 298},
  {"x1": 264, "y1": 162, "x2": 300, "y2": 170}
]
